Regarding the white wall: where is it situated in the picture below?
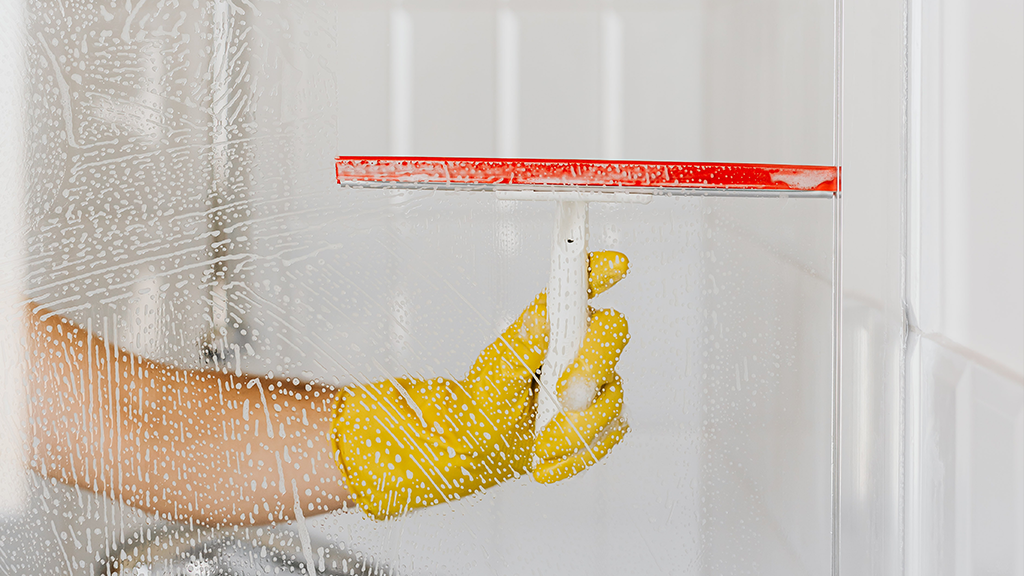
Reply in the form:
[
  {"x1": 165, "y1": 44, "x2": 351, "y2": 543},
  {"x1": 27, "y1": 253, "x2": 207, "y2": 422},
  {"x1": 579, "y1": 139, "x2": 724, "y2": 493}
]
[
  {"x1": 907, "y1": 0, "x2": 1024, "y2": 573},
  {"x1": 843, "y1": 0, "x2": 1024, "y2": 573},
  {"x1": 912, "y1": 0, "x2": 1024, "y2": 376}
]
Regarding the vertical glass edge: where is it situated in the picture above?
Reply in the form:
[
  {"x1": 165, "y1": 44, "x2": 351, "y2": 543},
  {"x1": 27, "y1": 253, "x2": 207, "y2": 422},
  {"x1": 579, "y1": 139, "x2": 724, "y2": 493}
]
[
  {"x1": 832, "y1": 0, "x2": 845, "y2": 573},
  {"x1": 902, "y1": 0, "x2": 922, "y2": 573}
]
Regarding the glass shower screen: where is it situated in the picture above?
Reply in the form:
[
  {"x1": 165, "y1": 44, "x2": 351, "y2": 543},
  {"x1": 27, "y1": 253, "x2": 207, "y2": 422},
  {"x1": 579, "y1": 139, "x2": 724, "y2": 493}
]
[{"x1": 0, "y1": 0, "x2": 841, "y2": 574}]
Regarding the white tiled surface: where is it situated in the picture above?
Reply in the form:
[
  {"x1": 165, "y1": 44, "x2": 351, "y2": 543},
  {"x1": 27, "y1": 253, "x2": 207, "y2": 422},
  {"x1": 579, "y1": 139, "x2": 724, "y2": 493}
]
[
  {"x1": 842, "y1": 0, "x2": 1024, "y2": 572},
  {"x1": 904, "y1": 0, "x2": 1024, "y2": 573},
  {"x1": 911, "y1": 0, "x2": 1024, "y2": 377},
  {"x1": 908, "y1": 336, "x2": 1024, "y2": 576}
]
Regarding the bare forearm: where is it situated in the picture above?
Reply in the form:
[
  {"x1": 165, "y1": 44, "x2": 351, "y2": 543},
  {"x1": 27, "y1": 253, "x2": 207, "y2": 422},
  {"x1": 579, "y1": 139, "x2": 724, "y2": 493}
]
[{"x1": 25, "y1": 304, "x2": 351, "y2": 526}]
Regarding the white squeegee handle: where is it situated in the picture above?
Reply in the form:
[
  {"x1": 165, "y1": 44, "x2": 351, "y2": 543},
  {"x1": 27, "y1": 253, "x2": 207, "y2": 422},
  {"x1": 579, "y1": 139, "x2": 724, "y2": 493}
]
[
  {"x1": 535, "y1": 201, "x2": 590, "y2": 433},
  {"x1": 493, "y1": 190, "x2": 646, "y2": 433}
]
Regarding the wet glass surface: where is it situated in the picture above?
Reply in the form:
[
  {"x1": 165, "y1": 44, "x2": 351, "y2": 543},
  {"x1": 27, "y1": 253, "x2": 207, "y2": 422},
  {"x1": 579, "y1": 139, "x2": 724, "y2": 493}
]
[{"x1": 0, "y1": 1, "x2": 837, "y2": 574}]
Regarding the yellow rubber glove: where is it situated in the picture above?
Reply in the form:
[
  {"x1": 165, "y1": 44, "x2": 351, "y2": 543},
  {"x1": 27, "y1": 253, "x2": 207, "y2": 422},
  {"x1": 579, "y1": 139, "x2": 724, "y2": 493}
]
[{"x1": 329, "y1": 251, "x2": 631, "y2": 519}]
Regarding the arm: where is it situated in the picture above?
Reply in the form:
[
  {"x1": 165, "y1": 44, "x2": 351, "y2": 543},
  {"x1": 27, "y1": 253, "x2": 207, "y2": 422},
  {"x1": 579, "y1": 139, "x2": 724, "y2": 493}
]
[
  {"x1": 24, "y1": 304, "x2": 351, "y2": 527},
  {"x1": 24, "y1": 251, "x2": 632, "y2": 524}
]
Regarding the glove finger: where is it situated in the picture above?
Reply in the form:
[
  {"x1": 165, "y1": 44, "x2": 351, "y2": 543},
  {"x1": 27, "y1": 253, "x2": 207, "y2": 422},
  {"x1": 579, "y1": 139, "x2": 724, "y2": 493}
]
[
  {"x1": 588, "y1": 251, "x2": 629, "y2": 298},
  {"x1": 534, "y1": 375, "x2": 624, "y2": 462},
  {"x1": 463, "y1": 292, "x2": 549, "y2": 414},
  {"x1": 556, "y1": 308, "x2": 629, "y2": 411},
  {"x1": 460, "y1": 251, "x2": 626, "y2": 420},
  {"x1": 533, "y1": 415, "x2": 630, "y2": 484},
  {"x1": 464, "y1": 250, "x2": 626, "y2": 397}
]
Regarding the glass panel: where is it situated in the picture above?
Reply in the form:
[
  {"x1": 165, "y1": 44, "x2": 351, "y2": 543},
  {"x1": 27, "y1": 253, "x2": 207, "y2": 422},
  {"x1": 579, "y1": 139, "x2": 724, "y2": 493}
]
[{"x1": 0, "y1": 0, "x2": 838, "y2": 574}]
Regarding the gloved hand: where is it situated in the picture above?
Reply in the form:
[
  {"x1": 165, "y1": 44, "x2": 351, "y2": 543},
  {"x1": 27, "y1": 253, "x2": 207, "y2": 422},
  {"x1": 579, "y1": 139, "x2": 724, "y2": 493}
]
[{"x1": 329, "y1": 251, "x2": 631, "y2": 519}]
